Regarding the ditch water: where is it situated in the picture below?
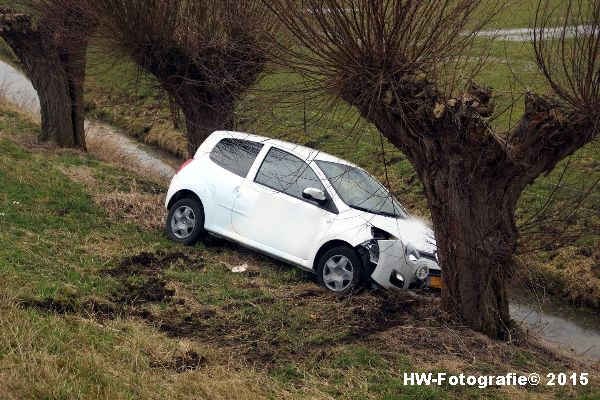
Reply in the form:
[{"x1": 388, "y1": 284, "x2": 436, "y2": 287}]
[
  {"x1": 510, "y1": 290, "x2": 600, "y2": 361},
  {"x1": 0, "y1": 59, "x2": 598, "y2": 362},
  {"x1": 0, "y1": 60, "x2": 178, "y2": 180}
]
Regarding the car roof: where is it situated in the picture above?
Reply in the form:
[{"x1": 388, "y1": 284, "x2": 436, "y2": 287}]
[{"x1": 210, "y1": 130, "x2": 358, "y2": 167}]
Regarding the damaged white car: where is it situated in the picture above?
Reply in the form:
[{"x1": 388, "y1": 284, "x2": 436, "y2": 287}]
[{"x1": 165, "y1": 131, "x2": 441, "y2": 293}]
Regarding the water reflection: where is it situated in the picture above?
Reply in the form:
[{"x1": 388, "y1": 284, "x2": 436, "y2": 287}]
[{"x1": 511, "y1": 290, "x2": 600, "y2": 361}]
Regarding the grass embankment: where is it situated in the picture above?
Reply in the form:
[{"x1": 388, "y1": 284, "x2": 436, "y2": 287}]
[
  {"x1": 76, "y1": 4, "x2": 600, "y2": 308},
  {"x1": 1, "y1": 101, "x2": 599, "y2": 399}
]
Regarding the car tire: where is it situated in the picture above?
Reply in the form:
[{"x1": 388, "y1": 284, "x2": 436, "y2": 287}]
[
  {"x1": 166, "y1": 198, "x2": 205, "y2": 246},
  {"x1": 316, "y1": 246, "x2": 366, "y2": 294}
]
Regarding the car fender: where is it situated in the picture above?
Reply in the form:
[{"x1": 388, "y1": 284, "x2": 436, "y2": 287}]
[
  {"x1": 307, "y1": 218, "x2": 372, "y2": 270},
  {"x1": 165, "y1": 159, "x2": 214, "y2": 211}
]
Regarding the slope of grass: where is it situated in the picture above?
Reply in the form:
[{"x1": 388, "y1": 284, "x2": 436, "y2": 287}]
[{"x1": 1, "y1": 103, "x2": 599, "y2": 399}]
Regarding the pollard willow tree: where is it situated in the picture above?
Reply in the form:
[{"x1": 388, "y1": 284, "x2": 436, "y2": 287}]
[
  {"x1": 0, "y1": 1, "x2": 93, "y2": 149},
  {"x1": 266, "y1": 0, "x2": 599, "y2": 338},
  {"x1": 87, "y1": 0, "x2": 275, "y2": 155}
]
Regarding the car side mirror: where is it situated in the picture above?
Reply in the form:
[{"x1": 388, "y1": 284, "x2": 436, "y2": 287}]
[{"x1": 302, "y1": 187, "x2": 327, "y2": 204}]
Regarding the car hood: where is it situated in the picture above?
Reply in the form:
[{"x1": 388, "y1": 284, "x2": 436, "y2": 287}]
[{"x1": 363, "y1": 214, "x2": 437, "y2": 255}]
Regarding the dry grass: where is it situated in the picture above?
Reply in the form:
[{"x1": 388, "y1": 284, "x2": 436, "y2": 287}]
[
  {"x1": 57, "y1": 164, "x2": 99, "y2": 187},
  {"x1": 0, "y1": 98, "x2": 37, "y2": 123},
  {"x1": 58, "y1": 164, "x2": 166, "y2": 231},
  {"x1": 0, "y1": 298, "x2": 294, "y2": 400},
  {"x1": 519, "y1": 246, "x2": 600, "y2": 308},
  {"x1": 144, "y1": 122, "x2": 188, "y2": 158},
  {"x1": 94, "y1": 191, "x2": 165, "y2": 230}
]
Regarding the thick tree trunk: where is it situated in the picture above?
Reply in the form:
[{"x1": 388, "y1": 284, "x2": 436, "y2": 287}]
[
  {"x1": 30, "y1": 57, "x2": 75, "y2": 144},
  {"x1": 180, "y1": 103, "x2": 234, "y2": 156},
  {"x1": 359, "y1": 93, "x2": 517, "y2": 338},
  {"x1": 0, "y1": 10, "x2": 88, "y2": 150},
  {"x1": 427, "y1": 179, "x2": 518, "y2": 339}
]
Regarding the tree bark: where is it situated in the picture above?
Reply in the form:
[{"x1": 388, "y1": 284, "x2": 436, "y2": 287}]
[
  {"x1": 0, "y1": 9, "x2": 88, "y2": 150},
  {"x1": 179, "y1": 102, "x2": 234, "y2": 156},
  {"x1": 428, "y1": 178, "x2": 518, "y2": 338}
]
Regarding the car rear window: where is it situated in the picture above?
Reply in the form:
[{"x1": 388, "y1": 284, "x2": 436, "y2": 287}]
[
  {"x1": 255, "y1": 147, "x2": 324, "y2": 199},
  {"x1": 209, "y1": 138, "x2": 264, "y2": 178}
]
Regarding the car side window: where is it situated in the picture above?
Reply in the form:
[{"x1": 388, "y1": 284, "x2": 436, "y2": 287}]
[
  {"x1": 209, "y1": 138, "x2": 264, "y2": 178},
  {"x1": 255, "y1": 147, "x2": 325, "y2": 200}
]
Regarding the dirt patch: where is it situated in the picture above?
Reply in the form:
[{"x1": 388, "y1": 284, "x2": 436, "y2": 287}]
[
  {"x1": 156, "y1": 350, "x2": 206, "y2": 372},
  {"x1": 107, "y1": 251, "x2": 203, "y2": 277},
  {"x1": 170, "y1": 350, "x2": 206, "y2": 372},
  {"x1": 344, "y1": 291, "x2": 421, "y2": 340},
  {"x1": 20, "y1": 296, "x2": 120, "y2": 321},
  {"x1": 21, "y1": 297, "x2": 76, "y2": 315},
  {"x1": 107, "y1": 251, "x2": 203, "y2": 306},
  {"x1": 118, "y1": 277, "x2": 175, "y2": 305},
  {"x1": 156, "y1": 304, "x2": 217, "y2": 337},
  {"x1": 148, "y1": 346, "x2": 206, "y2": 373},
  {"x1": 21, "y1": 251, "x2": 210, "y2": 330}
]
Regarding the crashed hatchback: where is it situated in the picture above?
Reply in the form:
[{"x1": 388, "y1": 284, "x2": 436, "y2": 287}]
[{"x1": 165, "y1": 131, "x2": 441, "y2": 293}]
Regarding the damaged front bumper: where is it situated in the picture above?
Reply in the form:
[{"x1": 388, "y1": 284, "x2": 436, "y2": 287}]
[{"x1": 368, "y1": 240, "x2": 441, "y2": 290}]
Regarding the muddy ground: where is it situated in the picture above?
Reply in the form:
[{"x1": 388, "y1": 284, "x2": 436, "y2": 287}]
[{"x1": 19, "y1": 246, "x2": 588, "y2": 377}]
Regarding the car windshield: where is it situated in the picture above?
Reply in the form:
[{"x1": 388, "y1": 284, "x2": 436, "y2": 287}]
[{"x1": 316, "y1": 160, "x2": 408, "y2": 218}]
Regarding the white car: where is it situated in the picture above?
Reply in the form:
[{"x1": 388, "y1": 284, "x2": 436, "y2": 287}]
[{"x1": 165, "y1": 131, "x2": 441, "y2": 293}]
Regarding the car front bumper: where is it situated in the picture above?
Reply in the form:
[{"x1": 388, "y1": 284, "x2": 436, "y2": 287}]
[{"x1": 369, "y1": 240, "x2": 441, "y2": 290}]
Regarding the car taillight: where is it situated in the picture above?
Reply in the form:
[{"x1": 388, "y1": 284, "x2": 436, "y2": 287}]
[{"x1": 177, "y1": 159, "x2": 193, "y2": 174}]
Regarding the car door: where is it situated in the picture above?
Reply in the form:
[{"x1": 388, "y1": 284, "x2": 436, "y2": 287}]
[
  {"x1": 202, "y1": 138, "x2": 264, "y2": 234},
  {"x1": 231, "y1": 147, "x2": 332, "y2": 261}
]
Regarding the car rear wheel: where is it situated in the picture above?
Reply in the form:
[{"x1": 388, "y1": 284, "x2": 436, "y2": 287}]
[
  {"x1": 316, "y1": 246, "x2": 366, "y2": 294},
  {"x1": 166, "y1": 198, "x2": 204, "y2": 245}
]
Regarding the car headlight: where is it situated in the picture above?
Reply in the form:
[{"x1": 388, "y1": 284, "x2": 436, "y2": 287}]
[
  {"x1": 415, "y1": 265, "x2": 429, "y2": 280},
  {"x1": 405, "y1": 242, "x2": 420, "y2": 263}
]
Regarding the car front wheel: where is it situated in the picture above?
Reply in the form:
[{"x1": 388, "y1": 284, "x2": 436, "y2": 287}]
[
  {"x1": 316, "y1": 246, "x2": 366, "y2": 294},
  {"x1": 166, "y1": 198, "x2": 204, "y2": 245}
]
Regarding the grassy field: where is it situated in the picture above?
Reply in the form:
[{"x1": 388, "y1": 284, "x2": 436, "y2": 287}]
[{"x1": 1, "y1": 101, "x2": 599, "y2": 399}]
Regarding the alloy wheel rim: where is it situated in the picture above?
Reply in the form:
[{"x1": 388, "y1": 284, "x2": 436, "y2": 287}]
[
  {"x1": 171, "y1": 206, "x2": 196, "y2": 239},
  {"x1": 322, "y1": 255, "x2": 354, "y2": 292}
]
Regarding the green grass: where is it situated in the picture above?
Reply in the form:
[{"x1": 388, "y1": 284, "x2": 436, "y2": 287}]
[{"x1": 1, "y1": 104, "x2": 598, "y2": 399}]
